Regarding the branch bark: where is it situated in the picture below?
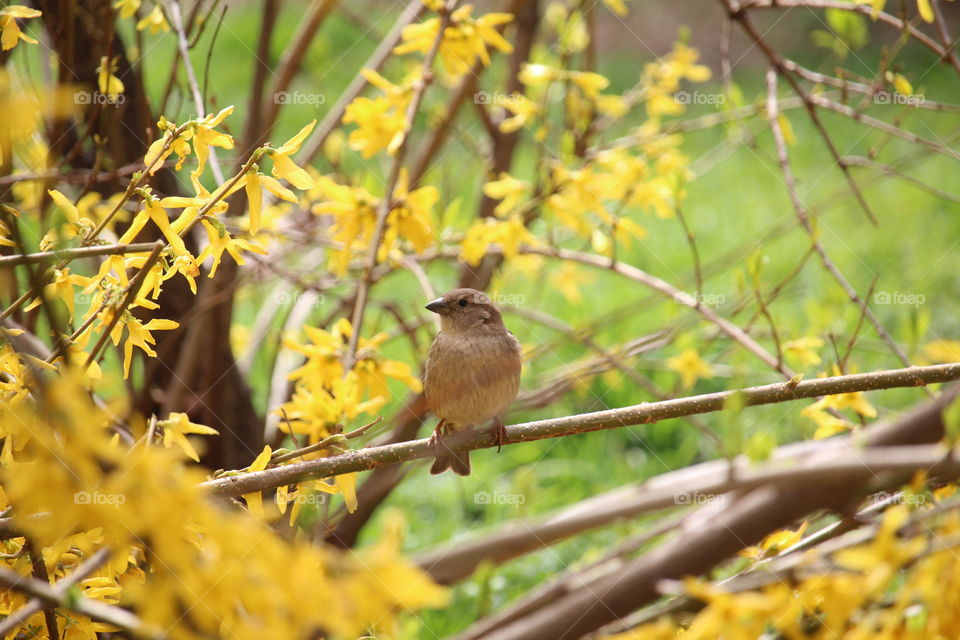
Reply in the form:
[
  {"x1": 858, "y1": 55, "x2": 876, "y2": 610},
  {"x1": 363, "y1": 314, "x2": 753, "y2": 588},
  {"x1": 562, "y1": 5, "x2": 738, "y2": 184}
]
[{"x1": 202, "y1": 363, "x2": 960, "y2": 498}]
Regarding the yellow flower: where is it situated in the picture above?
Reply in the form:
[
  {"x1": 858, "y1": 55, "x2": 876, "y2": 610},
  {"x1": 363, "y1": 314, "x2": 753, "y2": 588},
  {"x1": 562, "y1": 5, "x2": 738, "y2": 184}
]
[
  {"x1": 136, "y1": 5, "x2": 169, "y2": 33},
  {"x1": 666, "y1": 348, "x2": 713, "y2": 389},
  {"x1": 602, "y1": 0, "x2": 629, "y2": 16},
  {"x1": 497, "y1": 93, "x2": 541, "y2": 133},
  {"x1": 241, "y1": 446, "x2": 273, "y2": 519},
  {"x1": 118, "y1": 198, "x2": 188, "y2": 256},
  {"x1": 483, "y1": 173, "x2": 529, "y2": 216},
  {"x1": 0, "y1": 6, "x2": 41, "y2": 51},
  {"x1": 394, "y1": 5, "x2": 513, "y2": 75},
  {"x1": 195, "y1": 219, "x2": 267, "y2": 277},
  {"x1": 270, "y1": 119, "x2": 316, "y2": 190},
  {"x1": 113, "y1": 0, "x2": 140, "y2": 19},
  {"x1": 343, "y1": 95, "x2": 407, "y2": 158},
  {"x1": 191, "y1": 106, "x2": 235, "y2": 180},
  {"x1": 460, "y1": 215, "x2": 537, "y2": 266},
  {"x1": 109, "y1": 315, "x2": 180, "y2": 378},
  {"x1": 548, "y1": 262, "x2": 593, "y2": 304},
  {"x1": 159, "y1": 412, "x2": 219, "y2": 462},
  {"x1": 782, "y1": 336, "x2": 824, "y2": 368},
  {"x1": 923, "y1": 340, "x2": 960, "y2": 363},
  {"x1": 311, "y1": 175, "x2": 379, "y2": 274},
  {"x1": 835, "y1": 505, "x2": 926, "y2": 590},
  {"x1": 385, "y1": 170, "x2": 436, "y2": 254},
  {"x1": 23, "y1": 268, "x2": 90, "y2": 320},
  {"x1": 96, "y1": 56, "x2": 125, "y2": 98}
]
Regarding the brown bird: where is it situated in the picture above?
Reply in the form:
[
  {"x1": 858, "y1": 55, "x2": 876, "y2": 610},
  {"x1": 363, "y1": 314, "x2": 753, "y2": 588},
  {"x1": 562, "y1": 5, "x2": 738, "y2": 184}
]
[{"x1": 423, "y1": 288, "x2": 523, "y2": 475}]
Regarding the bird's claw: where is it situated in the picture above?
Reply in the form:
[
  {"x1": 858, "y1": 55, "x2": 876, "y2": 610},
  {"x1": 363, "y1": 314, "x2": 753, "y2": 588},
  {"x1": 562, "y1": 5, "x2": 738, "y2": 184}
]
[
  {"x1": 492, "y1": 417, "x2": 507, "y2": 453},
  {"x1": 429, "y1": 419, "x2": 448, "y2": 447}
]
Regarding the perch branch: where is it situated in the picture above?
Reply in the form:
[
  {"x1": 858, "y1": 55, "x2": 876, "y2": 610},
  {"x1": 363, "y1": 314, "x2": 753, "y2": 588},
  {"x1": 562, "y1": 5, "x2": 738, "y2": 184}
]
[{"x1": 201, "y1": 363, "x2": 960, "y2": 498}]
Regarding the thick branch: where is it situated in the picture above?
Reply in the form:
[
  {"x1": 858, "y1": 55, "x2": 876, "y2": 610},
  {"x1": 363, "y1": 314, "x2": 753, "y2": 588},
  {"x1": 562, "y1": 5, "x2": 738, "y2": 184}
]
[{"x1": 201, "y1": 363, "x2": 960, "y2": 498}]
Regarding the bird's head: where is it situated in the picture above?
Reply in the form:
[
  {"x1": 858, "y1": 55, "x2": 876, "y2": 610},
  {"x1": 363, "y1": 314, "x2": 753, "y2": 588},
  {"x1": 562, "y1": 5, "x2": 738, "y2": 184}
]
[{"x1": 425, "y1": 288, "x2": 505, "y2": 333}]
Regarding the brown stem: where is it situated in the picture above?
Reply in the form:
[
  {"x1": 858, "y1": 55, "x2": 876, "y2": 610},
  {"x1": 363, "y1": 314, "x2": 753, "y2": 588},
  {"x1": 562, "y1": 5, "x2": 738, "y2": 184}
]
[
  {"x1": 202, "y1": 363, "x2": 960, "y2": 498},
  {"x1": 0, "y1": 242, "x2": 156, "y2": 267}
]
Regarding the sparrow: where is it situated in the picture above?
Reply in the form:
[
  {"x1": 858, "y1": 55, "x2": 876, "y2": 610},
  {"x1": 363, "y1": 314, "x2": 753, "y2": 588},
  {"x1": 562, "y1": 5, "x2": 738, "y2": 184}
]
[{"x1": 423, "y1": 288, "x2": 523, "y2": 475}]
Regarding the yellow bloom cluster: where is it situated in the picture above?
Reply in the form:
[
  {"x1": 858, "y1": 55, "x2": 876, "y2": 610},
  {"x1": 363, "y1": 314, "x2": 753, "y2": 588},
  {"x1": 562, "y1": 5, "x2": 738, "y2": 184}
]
[
  {"x1": 310, "y1": 170, "x2": 437, "y2": 274},
  {"x1": 0, "y1": 376, "x2": 446, "y2": 639},
  {"x1": 612, "y1": 501, "x2": 959, "y2": 639},
  {"x1": 279, "y1": 318, "x2": 422, "y2": 443},
  {"x1": 394, "y1": 4, "x2": 514, "y2": 75}
]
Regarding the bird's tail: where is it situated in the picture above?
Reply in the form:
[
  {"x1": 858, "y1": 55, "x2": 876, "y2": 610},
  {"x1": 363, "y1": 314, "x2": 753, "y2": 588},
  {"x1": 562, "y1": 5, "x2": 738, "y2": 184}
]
[{"x1": 430, "y1": 449, "x2": 471, "y2": 476}]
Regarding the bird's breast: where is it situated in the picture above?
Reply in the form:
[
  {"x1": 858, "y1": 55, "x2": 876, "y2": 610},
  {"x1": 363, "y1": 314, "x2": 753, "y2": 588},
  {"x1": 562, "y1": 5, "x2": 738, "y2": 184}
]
[{"x1": 424, "y1": 330, "x2": 522, "y2": 428}]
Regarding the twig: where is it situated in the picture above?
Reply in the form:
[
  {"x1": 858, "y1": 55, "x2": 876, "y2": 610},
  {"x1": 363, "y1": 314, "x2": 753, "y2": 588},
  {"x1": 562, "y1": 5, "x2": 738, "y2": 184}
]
[
  {"x1": 342, "y1": 1, "x2": 456, "y2": 372},
  {"x1": 266, "y1": 416, "x2": 383, "y2": 465},
  {"x1": 741, "y1": 0, "x2": 947, "y2": 58},
  {"x1": 724, "y1": 0, "x2": 878, "y2": 225},
  {"x1": 298, "y1": 1, "x2": 426, "y2": 165},
  {"x1": 84, "y1": 241, "x2": 165, "y2": 369},
  {"x1": 201, "y1": 363, "x2": 960, "y2": 497},
  {"x1": 27, "y1": 541, "x2": 58, "y2": 640},
  {"x1": 169, "y1": 0, "x2": 225, "y2": 183},
  {"x1": 764, "y1": 69, "x2": 918, "y2": 375},
  {"x1": 0, "y1": 242, "x2": 157, "y2": 267},
  {"x1": 0, "y1": 561, "x2": 160, "y2": 638},
  {"x1": 0, "y1": 547, "x2": 111, "y2": 637},
  {"x1": 523, "y1": 245, "x2": 794, "y2": 378}
]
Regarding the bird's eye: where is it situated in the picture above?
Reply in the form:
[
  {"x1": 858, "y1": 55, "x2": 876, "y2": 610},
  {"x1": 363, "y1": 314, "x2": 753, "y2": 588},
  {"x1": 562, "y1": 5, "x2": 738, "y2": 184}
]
[{"x1": 457, "y1": 299, "x2": 468, "y2": 307}]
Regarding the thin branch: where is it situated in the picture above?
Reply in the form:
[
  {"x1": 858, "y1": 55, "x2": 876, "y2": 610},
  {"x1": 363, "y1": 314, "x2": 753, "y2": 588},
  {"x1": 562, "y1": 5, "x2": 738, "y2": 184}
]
[
  {"x1": 297, "y1": 1, "x2": 426, "y2": 166},
  {"x1": 0, "y1": 242, "x2": 157, "y2": 267},
  {"x1": 741, "y1": 0, "x2": 947, "y2": 58},
  {"x1": 84, "y1": 241, "x2": 165, "y2": 369},
  {"x1": 724, "y1": 0, "x2": 878, "y2": 225},
  {"x1": 169, "y1": 0, "x2": 225, "y2": 183},
  {"x1": 764, "y1": 69, "x2": 917, "y2": 373},
  {"x1": 524, "y1": 246, "x2": 794, "y2": 378},
  {"x1": 201, "y1": 363, "x2": 960, "y2": 498},
  {"x1": 0, "y1": 547, "x2": 111, "y2": 637},
  {"x1": 0, "y1": 561, "x2": 159, "y2": 638},
  {"x1": 342, "y1": 1, "x2": 455, "y2": 371},
  {"x1": 842, "y1": 155, "x2": 960, "y2": 203}
]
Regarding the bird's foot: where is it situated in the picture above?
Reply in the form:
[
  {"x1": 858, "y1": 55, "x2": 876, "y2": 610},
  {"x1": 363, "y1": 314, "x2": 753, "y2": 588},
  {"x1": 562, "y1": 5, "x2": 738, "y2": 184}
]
[
  {"x1": 428, "y1": 419, "x2": 448, "y2": 447},
  {"x1": 492, "y1": 417, "x2": 507, "y2": 453}
]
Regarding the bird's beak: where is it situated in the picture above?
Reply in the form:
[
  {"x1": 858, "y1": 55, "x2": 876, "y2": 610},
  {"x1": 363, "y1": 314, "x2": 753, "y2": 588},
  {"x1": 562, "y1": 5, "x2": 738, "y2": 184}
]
[{"x1": 425, "y1": 298, "x2": 449, "y2": 314}]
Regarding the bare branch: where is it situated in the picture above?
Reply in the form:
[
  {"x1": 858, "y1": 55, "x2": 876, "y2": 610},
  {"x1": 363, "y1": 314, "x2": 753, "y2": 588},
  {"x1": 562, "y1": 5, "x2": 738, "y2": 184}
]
[{"x1": 201, "y1": 363, "x2": 960, "y2": 498}]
